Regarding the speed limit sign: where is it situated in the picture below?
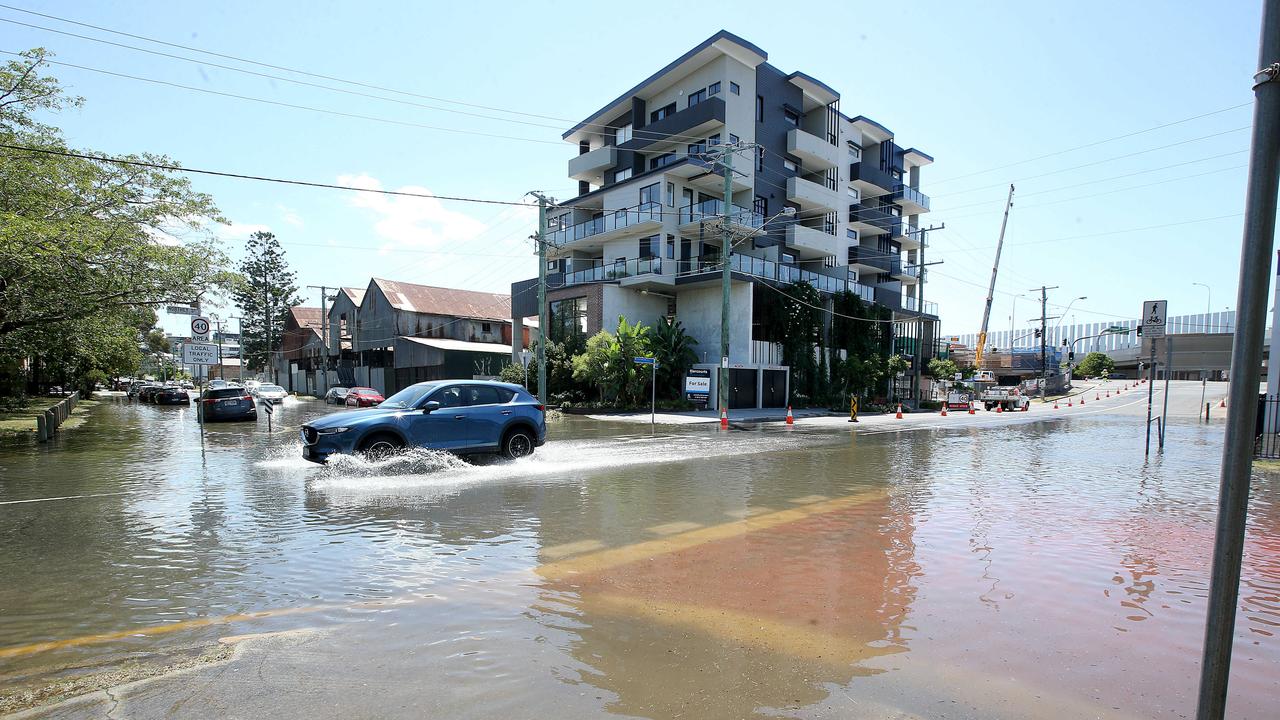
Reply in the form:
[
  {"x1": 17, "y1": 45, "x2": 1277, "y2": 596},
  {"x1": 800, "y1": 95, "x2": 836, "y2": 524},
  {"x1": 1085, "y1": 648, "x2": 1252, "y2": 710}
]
[{"x1": 191, "y1": 316, "x2": 211, "y2": 341}]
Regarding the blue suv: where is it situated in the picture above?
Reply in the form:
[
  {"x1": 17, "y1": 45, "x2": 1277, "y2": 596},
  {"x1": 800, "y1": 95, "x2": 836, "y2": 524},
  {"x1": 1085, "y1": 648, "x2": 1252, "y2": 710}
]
[{"x1": 300, "y1": 380, "x2": 546, "y2": 463}]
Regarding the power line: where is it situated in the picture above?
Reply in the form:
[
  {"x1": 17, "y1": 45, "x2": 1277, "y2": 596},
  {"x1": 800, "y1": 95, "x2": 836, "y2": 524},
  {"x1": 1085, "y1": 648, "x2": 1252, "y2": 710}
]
[{"x1": 928, "y1": 102, "x2": 1253, "y2": 185}]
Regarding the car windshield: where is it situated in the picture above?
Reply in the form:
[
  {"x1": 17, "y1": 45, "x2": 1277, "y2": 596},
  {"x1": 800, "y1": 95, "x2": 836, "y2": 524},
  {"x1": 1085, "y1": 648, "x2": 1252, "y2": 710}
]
[
  {"x1": 259, "y1": 385, "x2": 283, "y2": 392},
  {"x1": 379, "y1": 382, "x2": 439, "y2": 408}
]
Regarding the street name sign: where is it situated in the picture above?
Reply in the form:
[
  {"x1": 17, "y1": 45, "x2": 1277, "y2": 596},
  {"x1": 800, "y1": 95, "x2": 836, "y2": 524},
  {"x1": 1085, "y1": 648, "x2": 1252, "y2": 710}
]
[
  {"x1": 1142, "y1": 300, "x2": 1167, "y2": 339},
  {"x1": 633, "y1": 357, "x2": 656, "y2": 365},
  {"x1": 182, "y1": 342, "x2": 219, "y2": 365},
  {"x1": 190, "y1": 316, "x2": 212, "y2": 342}
]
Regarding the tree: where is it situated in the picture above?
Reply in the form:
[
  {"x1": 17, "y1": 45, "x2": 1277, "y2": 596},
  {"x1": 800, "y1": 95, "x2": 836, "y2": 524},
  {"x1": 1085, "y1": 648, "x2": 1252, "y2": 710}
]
[
  {"x1": 926, "y1": 357, "x2": 959, "y2": 380},
  {"x1": 232, "y1": 231, "x2": 300, "y2": 380},
  {"x1": 146, "y1": 329, "x2": 171, "y2": 354},
  {"x1": 0, "y1": 50, "x2": 228, "y2": 399},
  {"x1": 650, "y1": 317, "x2": 698, "y2": 400},
  {"x1": 1074, "y1": 351, "x2": 1115, "y2": 378},
  {"x1": 571, "y1": 316, "x2": 653, "y2": 408}
]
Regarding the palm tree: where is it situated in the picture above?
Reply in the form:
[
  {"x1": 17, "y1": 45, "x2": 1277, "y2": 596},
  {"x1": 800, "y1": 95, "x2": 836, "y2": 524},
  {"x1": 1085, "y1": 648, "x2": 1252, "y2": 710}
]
[{"x1": 651, "y1": 317, "x2": 698, "y2": 400}]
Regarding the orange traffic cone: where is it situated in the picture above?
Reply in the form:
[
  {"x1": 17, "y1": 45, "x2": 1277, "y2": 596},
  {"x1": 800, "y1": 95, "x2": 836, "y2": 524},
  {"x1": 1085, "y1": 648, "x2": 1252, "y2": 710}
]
[
  {"x1": 996, "y1": 404, "x2": 1003, "y2": 413},
  {"x1": 785, "y1": 406, "x2": 794, "y2": 425},
  {"x1": 1068, "y1": 399, "x2": 1073, "y2": 407},
  {"x1": 1054, "y1": 400, "x2": 1060, "y2": 409},
  {"x1": 940, "y1": 404, "x2": 948, "y2": 417},
  {"x1": 895, "y1": 403, "x2": 903, "y2": 419},
  {"x1": 968, "y1": 402, "x2": 975, "y2": 415},
  {"x1": 1095, "y1": 393, "x2": 1099, "y2": 401},
  {"x1": 1219, "y1": 398, "x2": 1226, "y2": 409},
  {"x1": 720, "y1": 407, "x2": 729, "y2": 429},
  {"x1": 1080, "y1": 396, "x2": 1085, "y2": 405}
]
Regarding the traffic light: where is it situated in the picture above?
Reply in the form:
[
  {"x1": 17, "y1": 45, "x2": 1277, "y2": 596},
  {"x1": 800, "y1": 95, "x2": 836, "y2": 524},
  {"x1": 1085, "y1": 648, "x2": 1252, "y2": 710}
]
[
  {"x1": 1034, "y1": 328, "x2": 1042, "y2": 339},
  {"x1": 1136, "y1": 326, "x2": 1143, "y2": 336}
]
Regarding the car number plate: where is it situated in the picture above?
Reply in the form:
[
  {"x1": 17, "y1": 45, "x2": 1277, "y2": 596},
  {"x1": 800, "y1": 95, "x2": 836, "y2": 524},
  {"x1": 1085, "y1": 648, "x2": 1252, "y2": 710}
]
[{"x1": 221, "y1": 399, "x2": 236, "y2": 405}]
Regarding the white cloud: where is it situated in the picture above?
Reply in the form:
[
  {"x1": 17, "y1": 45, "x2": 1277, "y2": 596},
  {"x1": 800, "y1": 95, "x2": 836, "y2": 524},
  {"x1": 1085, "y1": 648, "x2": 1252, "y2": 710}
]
[
  {"x1": 336, "y1": 173, "x2": 489, "y2": 253},
  {"x1": 277, "y1": 204, "x2": 304, "y2": 228},
  {"x1": 218, "y1": 221, "x2": 273, "y2": 240}
]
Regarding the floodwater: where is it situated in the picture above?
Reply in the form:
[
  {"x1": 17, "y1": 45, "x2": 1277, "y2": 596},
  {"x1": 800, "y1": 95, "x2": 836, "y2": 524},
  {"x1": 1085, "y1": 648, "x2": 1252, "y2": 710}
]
[{"x1": 0, "y1": 390, "x2": 1277, "y2": 718}]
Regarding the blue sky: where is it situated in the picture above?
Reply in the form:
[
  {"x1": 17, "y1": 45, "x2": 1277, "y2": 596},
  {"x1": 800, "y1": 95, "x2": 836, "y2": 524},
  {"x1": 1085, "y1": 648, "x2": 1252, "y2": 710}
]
[{"x1": 4, "y1": 0, "x2": 1266, "y2": 336}]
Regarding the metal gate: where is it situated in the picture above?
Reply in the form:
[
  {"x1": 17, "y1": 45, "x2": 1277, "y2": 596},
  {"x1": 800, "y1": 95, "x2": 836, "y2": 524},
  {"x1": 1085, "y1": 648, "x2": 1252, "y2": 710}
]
[
  {"x1": 762, "y1": 369, "x2": 787, "y2": 407},
  {"x1": 729, "y1": 368, "x2": 756, "y2": 409}
]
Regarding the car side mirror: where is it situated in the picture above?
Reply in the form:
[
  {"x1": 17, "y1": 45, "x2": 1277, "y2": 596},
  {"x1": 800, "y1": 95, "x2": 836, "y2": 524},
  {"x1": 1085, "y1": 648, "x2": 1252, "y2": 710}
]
[{"x1": 422, "y1": 400, "x2": 441, "y2": 414}]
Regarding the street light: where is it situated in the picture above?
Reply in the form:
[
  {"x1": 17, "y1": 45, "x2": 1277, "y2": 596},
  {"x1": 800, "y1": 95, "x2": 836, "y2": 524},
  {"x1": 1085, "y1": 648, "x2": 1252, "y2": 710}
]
[
  {"x1": 1192, "y1": 282, "x2": 1211, "y2": 319},
  {"x1": 1010, "y1": 293, "x2": 1027, "y2": 349}
]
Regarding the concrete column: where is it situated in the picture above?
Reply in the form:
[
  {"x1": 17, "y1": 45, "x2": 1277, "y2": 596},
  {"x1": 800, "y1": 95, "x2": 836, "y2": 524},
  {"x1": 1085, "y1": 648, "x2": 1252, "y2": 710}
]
[
  {"x1": 36, "y1": 413, "x2": 47, "y2": 442},
  {"x1": 756, "y1": 368, "x2": 764, "y2": 409}
]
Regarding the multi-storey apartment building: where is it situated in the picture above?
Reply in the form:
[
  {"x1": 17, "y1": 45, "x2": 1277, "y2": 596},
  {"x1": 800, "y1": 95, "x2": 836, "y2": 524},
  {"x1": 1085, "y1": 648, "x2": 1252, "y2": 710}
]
[{"x1": 511, "y1": 31, "x2": 938, "y2": 408}]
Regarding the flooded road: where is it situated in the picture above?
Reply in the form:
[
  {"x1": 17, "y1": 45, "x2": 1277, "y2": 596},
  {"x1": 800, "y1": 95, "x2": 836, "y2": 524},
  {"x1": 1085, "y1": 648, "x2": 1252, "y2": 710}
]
[{"x1": 1, "y1": 386, "x2": 1278, "y2": 718}]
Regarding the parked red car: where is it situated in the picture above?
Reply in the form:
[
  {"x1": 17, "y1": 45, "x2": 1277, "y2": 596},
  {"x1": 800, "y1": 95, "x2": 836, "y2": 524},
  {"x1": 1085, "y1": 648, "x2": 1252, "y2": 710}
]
[{"x1": 345, "y1": 387, "x2": 384, "y2": 408}]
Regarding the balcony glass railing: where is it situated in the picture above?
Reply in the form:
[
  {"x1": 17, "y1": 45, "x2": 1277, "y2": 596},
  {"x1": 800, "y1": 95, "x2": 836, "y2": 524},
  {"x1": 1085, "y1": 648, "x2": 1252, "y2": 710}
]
[
  {"x1": 893, "y1": 183, "x2": 931, "y2": 210},
  {"x1": 677, "y1": 254, "x2": 876, "y2": 301},
  {"x1": 678, "y1": 198, "x2": 765, "y2": 229},
  {"x1": 547, "y1": 202, "x2": 663, "y2": 246},
  {"x1": 561, "y1": 257, "x2": 665, "y2": 288},
  {"x1": 903, "y1": 297, "x2": 940, "y2": 315}
]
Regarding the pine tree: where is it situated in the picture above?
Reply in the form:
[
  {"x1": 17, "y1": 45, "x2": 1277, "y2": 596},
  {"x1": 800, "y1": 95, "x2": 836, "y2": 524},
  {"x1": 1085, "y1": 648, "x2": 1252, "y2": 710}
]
[{"x1": 232, "y1": 231, "x2": 300, "y2": 379}]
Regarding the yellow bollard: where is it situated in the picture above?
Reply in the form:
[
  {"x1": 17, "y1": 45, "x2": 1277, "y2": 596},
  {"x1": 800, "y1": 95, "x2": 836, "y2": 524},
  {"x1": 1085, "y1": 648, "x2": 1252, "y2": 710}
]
[{"x1": 848, "y1": 395, "x2": 859, "y2": 423}]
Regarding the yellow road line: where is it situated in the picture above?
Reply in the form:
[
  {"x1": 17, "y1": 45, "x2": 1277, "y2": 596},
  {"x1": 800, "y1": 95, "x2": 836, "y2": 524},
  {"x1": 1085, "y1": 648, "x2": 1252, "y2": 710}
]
[
  {"x1": 537, "y1": 488, "x2": 888, "y2": 579},
  {"x1": 723, "y1": 506, "x2": 774, "y2": 519},
  {"x1": 0, "y1": 606, "x2": 323, "y2": 660},
  {"x1": 541, "y1": 539, "x2": 606, "y2": 559},
  {"x1": 645, "y1": 520, "x2": 703, "y2": 536},
  {"x1": 787, "y1": 494, "x2": 830, "y2": 504}
]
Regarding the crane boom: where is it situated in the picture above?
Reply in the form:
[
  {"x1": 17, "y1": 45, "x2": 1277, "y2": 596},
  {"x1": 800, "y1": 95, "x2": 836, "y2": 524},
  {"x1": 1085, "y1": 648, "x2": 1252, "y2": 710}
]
[{"x1": 974, "y1": 184, "x2": 1016, "y2": 369}]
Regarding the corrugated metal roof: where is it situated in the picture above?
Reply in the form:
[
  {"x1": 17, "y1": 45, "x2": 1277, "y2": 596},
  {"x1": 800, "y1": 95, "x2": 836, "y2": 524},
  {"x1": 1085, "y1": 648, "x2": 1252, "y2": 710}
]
[
  {"x1": 289, "y1": 306, "x2": 325, "y2": 330},
  {"x1": 372, "y1": 278, "x2": 510, "y2": 321},
  {"x1": 398, "y1": 337, "x2": 512, "y2": 354},
  {"x1": 341, "y1": 287, "x2": 366, "y2": 305}
]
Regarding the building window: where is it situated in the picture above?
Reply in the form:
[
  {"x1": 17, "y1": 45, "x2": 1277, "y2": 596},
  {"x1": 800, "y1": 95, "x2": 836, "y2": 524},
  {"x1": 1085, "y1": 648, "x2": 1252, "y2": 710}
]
[
  {"x1": 639, "y1": 182, "x2": 660, "y2": 207},
  {"x1": 639, "y1": 235, "x2": 660, "y2": 258},
  {"x1": 666, "y1": 182, "x2": 675, "y2": 206},
  {"x1": 757, "y1": 146, "x2": 765, "y2": 172},
  {"x1": 784, "y1": 109, "x2": 800, "y2": 126},
  {"x1": 781, "y1": 252, "x2": 797, "y2": 265},
  {"x1": 546, "y1": 260, "x2": 558, "y2": 272},
  {"x1": 481, "y1": 322, "x2": 492, "y2": 333},
  {"x1": 688, "y1": 141, "x2": 706, "y2": 156},
  {"x1": 550, "y1": 298, "x2": 587, "y2": 342},
  {"x1": 649, "y1": 153, "x2": 678, "y2": 170},
  {"x1": 688, "y1": 88, "x2": 707, "y2": 107},
  {"x1": 756, "y1": 95, "x2": 764, "y2": 122},
  {"x1": 846, "y1": 228, "x2": 858, "y2": 241},
  {"x1": 666, "y1": 235, "x2": 676, "y2": 259},
  {"x1": 708, "y1": 133, "x2": 721, "y2": 146},
  {"x1": 616, "y1": 122, "x2": 632, "y2": 144},
  {"x1": 729, "y1": 133, "x2": 739, "y2": 145},
  {"x1": 650, "y1": 102, "x2": 677, "y2": 123},
  {"x1": 614, "y1": 167, "x2": 632, "y2": 183},
  {"x1": 708, "y1": 81, "x2": 721, "y2": 96},
  {"x1": 847, "y1": 187, "x2": 860, "y2": 200},
  {"x1": 783, "y1": 159, "x2": 797, "y2": 172},
  {"x1": 682, "y1": 188, "x2": 694, "y2": 208},
  {"x1": 730, "y1": 81, "x2": 740, "y2": 95}
]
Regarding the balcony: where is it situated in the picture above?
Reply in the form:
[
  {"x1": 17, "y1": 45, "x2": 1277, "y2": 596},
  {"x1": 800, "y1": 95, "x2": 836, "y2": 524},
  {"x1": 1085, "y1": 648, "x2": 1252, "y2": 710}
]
[
  {"x1": 786, "y1": 175, "x2": 842, "y2": 213},
  {"x1": 903, "y1": 296, "x2": 939, "y2": 316},
  {"x1": 848, "y1": 202, "x2": 896, "y2": 234},
  {"x1": 847, "y1": 245, "x2": 891, "y2": 273},
  {"x1": 560, "y1": 257, "x2": 666, "y2": 289},
  {"x1": 848, "y1": 162, "x2": 897, "y2": 193},
  {"x1": 897, "y1": 263, "x2": 920, "y2": 284},
  {"x1": 898, "y1": 223, "x2": 924, "y2": 250},
  {"x1": 546, "y1": 202, "x2": 663, "y2": 248},
  {"x1": 891, "y1": 183, "x2": 931, "y2": 214},
  {"x1": 678, "y1": 198, "x2": 765, "y2": 233},
  {"x1": 619, "y1": 97, "x2": 725, "y2": 152},
  {"x1": 677, "y1": 253, "x2": 875, "y2": 300},
  {"x1": 786, "y1": 128, "x2": 840, "y2": 170},
  {"x1": 786, "y1": 224, "x2": 841, "y2": 259},
  {"x1": 568, "y1": 146, "x2": 617, "y2": 183}
]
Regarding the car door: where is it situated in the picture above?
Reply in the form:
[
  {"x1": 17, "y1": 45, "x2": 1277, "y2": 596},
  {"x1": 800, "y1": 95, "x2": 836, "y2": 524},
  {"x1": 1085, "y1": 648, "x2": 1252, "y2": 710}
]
[
  {"x1": 462, "y1": 385, "x2": 509, "y2": 452},
  {"x1": 406, "y1": 385, "x2": 469, "y2": 450}
]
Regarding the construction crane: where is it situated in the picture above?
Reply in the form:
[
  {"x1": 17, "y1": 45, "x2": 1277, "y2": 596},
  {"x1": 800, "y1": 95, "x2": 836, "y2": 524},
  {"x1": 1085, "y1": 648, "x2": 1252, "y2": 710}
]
[{"x1": 973, "y1": 184, "x2": 1016, "y2": 369}]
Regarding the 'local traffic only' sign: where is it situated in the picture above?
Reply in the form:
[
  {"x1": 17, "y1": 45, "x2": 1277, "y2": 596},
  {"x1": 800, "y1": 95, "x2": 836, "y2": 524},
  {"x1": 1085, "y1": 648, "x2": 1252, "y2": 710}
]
[
  {"x1": 191, "y1": 316, "x2": 211, "y2": 342},
  {"x1": 182, "y1": 342, "x2": 219, "y2": 365},
  {"x1": 1142, "y1": 300, "x2": 1167, "y2": 339}
]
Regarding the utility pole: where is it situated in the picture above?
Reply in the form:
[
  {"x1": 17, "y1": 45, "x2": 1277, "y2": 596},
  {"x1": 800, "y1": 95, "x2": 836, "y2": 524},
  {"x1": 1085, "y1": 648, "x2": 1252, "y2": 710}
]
[
  {"x1": 1196, "y1": 2, "x2": 1279, "y2": 717},
  {"x1": 307, "y1": 284, "x2": 338, "y2": 390},
  {"x1": 912, "y1": 223, "x2": 943, "y2": 403},
  {"x1": 719, "y1": 144, "x2": 734, "y2": 420},
  {"x1": 1030, "y1": 286, "x2": 1059, "y2": 401},
  {"x1": 528, "y1": 191, "x2": 551, "y2": 404},
  {"x1": 262, "y1": 240, "x2": 273, "y2": 384}
]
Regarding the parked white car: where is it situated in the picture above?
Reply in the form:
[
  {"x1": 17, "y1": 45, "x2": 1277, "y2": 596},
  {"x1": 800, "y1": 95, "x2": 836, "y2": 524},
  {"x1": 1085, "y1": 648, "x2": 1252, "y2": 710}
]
[
  {"x1": 244, "y1": 379, "x2": 262, "y2": 394},
  {"x1": 255, "y1": 384, "x2": 288, "y2": 404}
]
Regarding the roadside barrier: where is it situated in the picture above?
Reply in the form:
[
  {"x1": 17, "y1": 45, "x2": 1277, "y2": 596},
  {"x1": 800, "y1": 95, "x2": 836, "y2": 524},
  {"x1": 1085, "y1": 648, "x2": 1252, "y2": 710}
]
[
  {"x1": 785, "y1": 406, "x2": 794, "y2": 425},
  {"x1": 895, "y1": 403, "x2": 903, "y2": 419},
  {"x1": 35, "y1": 391, "x2": 81, "y2": 443}
]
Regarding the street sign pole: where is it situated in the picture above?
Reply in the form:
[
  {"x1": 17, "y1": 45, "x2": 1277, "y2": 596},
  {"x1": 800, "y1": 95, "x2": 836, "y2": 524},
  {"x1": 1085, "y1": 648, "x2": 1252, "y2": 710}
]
[
  {"x1": 1142, "y1": 300, "x2": 1168, "y2": 459},
  {"x1": 1161, "y1": 337, "x2": 1173, "y2": 449},
  {"x1": 634, "y1": 357, "x2": 657, "y2": 435}
]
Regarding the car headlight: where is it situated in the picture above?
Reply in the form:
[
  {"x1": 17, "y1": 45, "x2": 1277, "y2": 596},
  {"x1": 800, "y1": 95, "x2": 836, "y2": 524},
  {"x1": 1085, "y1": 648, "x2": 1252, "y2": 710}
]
[{"x1": 316, "y1": 427, "x2": 351, "y2": 435}]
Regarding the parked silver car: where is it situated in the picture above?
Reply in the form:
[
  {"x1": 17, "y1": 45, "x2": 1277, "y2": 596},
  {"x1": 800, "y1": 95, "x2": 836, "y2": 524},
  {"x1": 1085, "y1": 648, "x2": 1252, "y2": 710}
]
[
  {"x1": 255, "y1": 384, "x2": 288, "y2": 404},
  {"x1": 324, "y1": 386, "x2": 350, "y2": 404}
]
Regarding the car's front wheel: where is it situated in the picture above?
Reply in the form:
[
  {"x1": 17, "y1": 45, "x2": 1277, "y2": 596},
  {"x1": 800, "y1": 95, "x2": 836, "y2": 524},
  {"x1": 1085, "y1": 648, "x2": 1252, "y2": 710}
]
[
  {"x1": 501, "y1": 428, "x2": 535, "y2": 460},
  {"x1": 360, "y1": 433, "x2": 405, "y2": 460}
]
